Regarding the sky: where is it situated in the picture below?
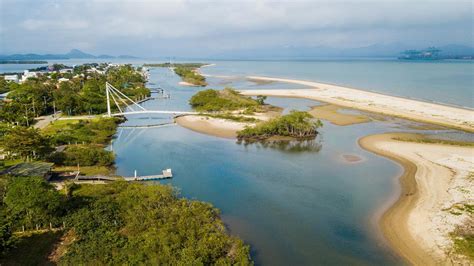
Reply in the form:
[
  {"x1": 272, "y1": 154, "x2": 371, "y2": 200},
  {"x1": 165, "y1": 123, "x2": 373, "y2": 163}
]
[{"x1": 0, "y1": 0, "x2": 472, "y2": 57}]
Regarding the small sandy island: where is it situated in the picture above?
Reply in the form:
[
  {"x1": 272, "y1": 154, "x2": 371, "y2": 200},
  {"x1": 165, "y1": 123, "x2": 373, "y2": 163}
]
[
  {"x1": 240, "y1": 76, "x2": 474, "y2": 132},
  {"x1": 359, "y1": 133, "x2": 473, "y2": 265}
]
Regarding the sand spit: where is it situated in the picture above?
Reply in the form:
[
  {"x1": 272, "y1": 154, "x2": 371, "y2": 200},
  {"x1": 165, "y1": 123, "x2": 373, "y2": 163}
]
[
  {"x1": 359, "y1": 133, "x2": 473, "y2": 265},
  {"x1": 240, "y1": 76, "x2": 474, "y2": 132}
]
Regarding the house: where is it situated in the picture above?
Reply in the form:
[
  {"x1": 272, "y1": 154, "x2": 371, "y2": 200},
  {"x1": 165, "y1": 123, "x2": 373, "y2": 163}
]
[
  {"x1": 4, "y1": 74, "x2": 19, "y2": 83},
  {"x1": 58, "y1": 77, "x2": 70, "y2": 82},
  {"x1": 59, "y1": 68, "x2": 73, "y2": 74},
  {"x1": 20, "y1": 70, "x2": 38, "y2": 83}
]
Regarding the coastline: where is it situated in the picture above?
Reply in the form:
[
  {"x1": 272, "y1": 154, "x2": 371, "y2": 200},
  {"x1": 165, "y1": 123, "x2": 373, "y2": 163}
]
[
  {"x1": 239, "y1": 76, "x2": 474, "y2": 132},
  {"x1": 359, "y1": 133, "x2": 473, "y2": 265}
]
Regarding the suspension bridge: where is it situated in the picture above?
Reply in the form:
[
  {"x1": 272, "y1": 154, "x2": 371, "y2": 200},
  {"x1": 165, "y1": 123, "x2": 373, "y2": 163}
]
[{"x1": 105, "y1": 82, "x2": 197, "y2": 117}]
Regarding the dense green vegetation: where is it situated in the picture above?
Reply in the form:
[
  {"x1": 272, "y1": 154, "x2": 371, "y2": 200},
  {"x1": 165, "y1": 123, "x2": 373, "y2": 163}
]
[
  {"x1": 1, "y1": 126, "x2": 53, "y2": 161},
  {"x1": 0, "y1": 178, "x2": 252, "y2": 264},
  {"x1": 49, "y1": 145, "x2": 114, "y2": 167},
  {"x1": 190, "y1": 88, "x2": 260, "y2": 112},
  {"x1": 143, "y1": 63, "x2": 208, "y2": 86},
  {"x1": 0, "y1": 64, "x2": 150, "y2": 125},
  {"x1": 0, "y1": 76, "x2": 20, "y2": 94},
  {"x1": 174, "y1": 66, "x2": 207, "y2": 86},
  {"x1": 43, "y1": 117, "x2": 122, "y2": 146},
  {"x1": 237, "y1": 111, "x2": 323, "y2": 140}
]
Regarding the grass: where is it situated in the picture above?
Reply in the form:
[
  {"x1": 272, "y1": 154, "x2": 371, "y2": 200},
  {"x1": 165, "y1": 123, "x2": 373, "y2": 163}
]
[
  {"x1": 0, "y1": 231, "x2": 63, "y2": 265},
  {"x1": 53, "y1": 165, "x2": 114, "y2": 176},
  {"x1": 392, "y1": 133, "x2": 474, "y2": 147},
  {"x1": 0, "y1": 159, "x2": 24, "y2": 171},
  {"x1": 42, "y1": 117, "x2": 101, "y2": 134}
]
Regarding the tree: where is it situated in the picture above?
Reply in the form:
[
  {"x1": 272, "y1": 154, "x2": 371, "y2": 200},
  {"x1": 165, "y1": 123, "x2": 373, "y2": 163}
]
[
  {"x1": 1, "y1": 127, "x2": 52, "y2": 160},
  {"x1": 4, "y1": 176, "x2": 64, "y2": 229},
  {"x1": 256, "y1": 95, "x2": 267, "y2": 105}
]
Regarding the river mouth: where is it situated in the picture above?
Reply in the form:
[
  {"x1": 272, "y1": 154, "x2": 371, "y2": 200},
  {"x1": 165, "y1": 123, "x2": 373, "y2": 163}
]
[{"x1": 111, "y1": 65, "x2": 472, "y2": 265}]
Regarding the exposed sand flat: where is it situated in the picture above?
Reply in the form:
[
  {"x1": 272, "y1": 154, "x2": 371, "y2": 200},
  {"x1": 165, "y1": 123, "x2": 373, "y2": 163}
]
[
  {"x1": 307, "y1": 104, "x2": 370, "y2": 126},
  {"x1": 359, "y1": 133, "x2": 474, "y2": 265},
  {"x1": 175, "y1": 115, "x2": 249, "y2": 138},
  {"x1": 178, "y1": 81, "x2": 199, "y2": 87},
  {"x1": 240, "y1": 76, "x2": 474, "y2": 132}
]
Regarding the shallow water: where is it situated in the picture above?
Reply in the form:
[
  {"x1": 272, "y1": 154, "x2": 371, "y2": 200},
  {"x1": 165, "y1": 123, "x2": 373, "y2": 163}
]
[{"x1": 109, "y1": 67, "x2": 472, "y2": 265}]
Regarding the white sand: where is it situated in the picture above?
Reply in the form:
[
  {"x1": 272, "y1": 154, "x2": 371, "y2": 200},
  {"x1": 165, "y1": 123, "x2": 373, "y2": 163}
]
[
  {"x1": 367, "y1": 137, "x2": 473, "y2": 264},
  {"x1": 240, "y1": 76, "x2": 474, "y2": 132}
]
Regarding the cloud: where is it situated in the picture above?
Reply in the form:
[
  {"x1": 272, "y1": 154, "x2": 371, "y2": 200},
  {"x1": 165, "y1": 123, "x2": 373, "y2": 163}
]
[
  {"x1": 21, "y1": 19, "x2": 89, "y2": 31},
  {"x1": 0, "y1": 0, "x2": 472, "y2": 56}
]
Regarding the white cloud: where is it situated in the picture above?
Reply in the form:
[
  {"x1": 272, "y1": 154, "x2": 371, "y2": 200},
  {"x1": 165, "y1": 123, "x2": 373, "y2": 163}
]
[{"x1": 0, "y1": 0, "x2": 472, "y2": 55}]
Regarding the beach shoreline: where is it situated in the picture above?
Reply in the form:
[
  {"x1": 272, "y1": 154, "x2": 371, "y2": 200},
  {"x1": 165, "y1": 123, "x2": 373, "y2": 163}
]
[
  {"x1": 359, "y1": 133, "x2": 473, "y2": 265},
  {"x1": 239, "y1": 76, "x2": 474, "y2": 132},
  {"x1": 175, "y1": 115, "x2": 249, "y2": 139}
]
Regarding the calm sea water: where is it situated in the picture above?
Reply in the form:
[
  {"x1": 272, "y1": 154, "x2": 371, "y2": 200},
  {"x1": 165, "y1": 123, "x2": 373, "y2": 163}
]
[
  {"x1": 109, "y1": 67, "x2": 471, "y2": 265},
  {"x1": 1, "y1": 59, "x2": 472, "y2": 108}
]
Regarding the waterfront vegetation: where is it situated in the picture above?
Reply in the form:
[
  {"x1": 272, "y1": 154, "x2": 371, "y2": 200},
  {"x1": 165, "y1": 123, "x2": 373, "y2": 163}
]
[
  {"x1": 0, "y1": 63, "x2": 253, "y2": 264},
  {"x1": 43, "y1": 117, "x2": 123, "y2": 145},
  {"x1": 143, "y1": 63, "x2": 208, "y2": 86},
  {"x1": 174, "y1": 66, "x2": 207, "y2": 86},
  {"x1": 0, "y1": 64, "x2": 150, "y2": 125},
  {"x1": 143, "y1": 62, "x2": 207, "y2": 68},
  {"x1": 0, "y1": 179, "x2": 252, "y2": 265},
  {"x1": 237, "y1": 111, "x2": 323, "y2": 141},
  {"x1": 190, "y1": 88, "x2": 260, "y2": 112}
]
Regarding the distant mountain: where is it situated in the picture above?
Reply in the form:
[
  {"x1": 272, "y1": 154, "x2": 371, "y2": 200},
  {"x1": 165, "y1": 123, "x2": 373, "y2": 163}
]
[
  {"x1": 0, "y1": 49, "x2": 138, "y2": 60},
  {"x1": 210, "y1": 43, "x2": 473, "y2": 59}
]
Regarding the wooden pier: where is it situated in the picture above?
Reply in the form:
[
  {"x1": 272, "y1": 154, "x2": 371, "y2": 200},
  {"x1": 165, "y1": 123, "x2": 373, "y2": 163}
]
[{"x1": 123, "y1": 169, "x2": 173, "y2": 181}]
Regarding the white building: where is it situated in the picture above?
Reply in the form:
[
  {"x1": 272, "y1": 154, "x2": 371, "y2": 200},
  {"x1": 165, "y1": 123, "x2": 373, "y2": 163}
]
[
  {"x1": 59, "y1": 68, "x2": 73, "y2": 74},
  {"x1": 20, "y1": 70, "x2": 38, "y2": 83},
  {"x1": 58, "y1": 77, "x2": 70, "y2": 82},
  {"x1": 4, "y1": 74, "x2": 19, "y2": 83}
]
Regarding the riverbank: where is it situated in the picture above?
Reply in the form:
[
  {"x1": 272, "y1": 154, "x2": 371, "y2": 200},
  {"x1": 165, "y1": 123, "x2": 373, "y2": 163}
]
[
  {"x1": 359, "y1": 133, "x2": 473, "y2": 265},
  {"x1": 239, "y1": 76, "x2": 474, "y2": 132}
]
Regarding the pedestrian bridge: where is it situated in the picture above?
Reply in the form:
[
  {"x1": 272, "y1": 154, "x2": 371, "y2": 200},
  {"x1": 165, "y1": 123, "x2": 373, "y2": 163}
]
[
  {"x1": 110, "y1": 110, "x2": 197, "y2": 116},
  {"x1": 105, "y1": 82, "x2": 196, "y2": 117}
]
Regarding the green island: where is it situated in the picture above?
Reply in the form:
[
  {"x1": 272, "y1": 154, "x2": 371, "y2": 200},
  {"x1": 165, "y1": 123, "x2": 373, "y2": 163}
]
[
  {"x1": 0, "y1": 63, "x2": 251, "y2": 264},
  {"x1": 237, "y1": 111, "x2": 323, "y2": 141},
  {"x1": 188, "y1": 88, "x2": 323, "y2": 141},
  {"x1": 144, "y1": 63, "x2": 208, "y2": 86}
]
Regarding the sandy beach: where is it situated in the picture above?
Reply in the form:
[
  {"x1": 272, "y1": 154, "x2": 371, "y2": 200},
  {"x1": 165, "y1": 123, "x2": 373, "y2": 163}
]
[
  {"x1": 175, "y1": 115, "x2": 250, "y2": 138},
  {"x1": 359, "y1": 133, "x2": 473, "y2": 265},
  {"x1": 240, "y1": 76, "x2": 474, "y2": 132}
]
